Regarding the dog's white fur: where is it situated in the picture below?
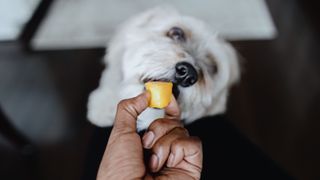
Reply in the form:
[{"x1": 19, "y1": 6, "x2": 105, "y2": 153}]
[{"x1": 87, "y1": 7, "x2": 240, "y2": 131}]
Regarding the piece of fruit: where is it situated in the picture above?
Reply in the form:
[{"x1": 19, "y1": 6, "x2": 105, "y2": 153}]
[{"x1": 145, "y1": 81, "x2": 173, "y2": 108}]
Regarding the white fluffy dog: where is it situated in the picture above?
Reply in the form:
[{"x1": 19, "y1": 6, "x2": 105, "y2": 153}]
[{"x1": 87, "y1": 7, "x2": 240, "y2": 131}]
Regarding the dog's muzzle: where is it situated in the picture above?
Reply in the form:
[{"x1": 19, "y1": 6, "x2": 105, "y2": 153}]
[{"x1": 142, "y1": 61, "x2": 198, "y2": 99}]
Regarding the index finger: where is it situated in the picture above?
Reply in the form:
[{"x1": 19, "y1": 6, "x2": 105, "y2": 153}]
[{"x1": 164, "y1": 95, "x2": 180, "y2": 119}]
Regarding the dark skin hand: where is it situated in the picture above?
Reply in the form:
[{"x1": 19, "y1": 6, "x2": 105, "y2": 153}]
[{"x1": 97, "y1": 92, "x2": 202, "y2": 179}]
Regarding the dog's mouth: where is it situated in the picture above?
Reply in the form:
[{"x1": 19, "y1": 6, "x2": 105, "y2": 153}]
[{"x1": 142, "y1": 78, "x2": 180, "y2": 99}]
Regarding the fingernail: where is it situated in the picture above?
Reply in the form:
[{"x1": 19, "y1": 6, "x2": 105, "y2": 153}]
[
  {"x1": 150, "y1": 154, "x2": 159, "y2": 172},
  {"x1": 167, "y1": 153, "x2": 175, "y2": 167},
  {"x1": 142, "y1": 131, "x2": 155, "y2": 148}
]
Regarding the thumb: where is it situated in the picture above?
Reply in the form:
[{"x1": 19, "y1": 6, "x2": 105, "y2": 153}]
[{"x1": 113, "y1": 92, "x2": 150, "y2": 134}]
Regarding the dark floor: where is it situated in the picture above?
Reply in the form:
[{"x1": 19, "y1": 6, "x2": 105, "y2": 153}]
[{"x1": 0, "y1": 0, "x2": 319, "y2": 179}]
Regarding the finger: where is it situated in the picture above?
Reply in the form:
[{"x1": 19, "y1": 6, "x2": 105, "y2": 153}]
[
  {"x1": 142, "y1": 118, "x2": 183, "y2": 149},
  {"x1": 144, "y1": 174, "x2": 153, "y2": 180},
  {"x1": 149, "y1": 127, "x2": 189, "y2": 172},
  {"x1": 167, "y1": 136, "x2": 202, "y2": 170},
  {"x1": 164, "y1": 95, "x2": 180, "y2": 119},
  {"x1": 113, "y1": 92, "x2": 150, "y2": 134}
]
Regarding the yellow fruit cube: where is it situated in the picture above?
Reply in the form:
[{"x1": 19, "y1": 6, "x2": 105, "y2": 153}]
[{"x1": 145, "y1": 81, "x2": 173, "y2": 108}]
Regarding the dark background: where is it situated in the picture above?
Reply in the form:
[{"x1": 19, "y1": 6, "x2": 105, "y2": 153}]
[{"x1": 0, "y1": 0, "x2": 319, "y2": 179}]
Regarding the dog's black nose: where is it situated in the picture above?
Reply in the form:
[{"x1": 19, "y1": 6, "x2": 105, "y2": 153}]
[{"x1": 175, "y1": 62, "x2": 198, "y2": 87}]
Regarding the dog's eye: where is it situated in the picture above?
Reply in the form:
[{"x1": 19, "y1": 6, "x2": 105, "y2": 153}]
[{"x1": 167, "y1": 27, "x2": 185, "y2": 42}]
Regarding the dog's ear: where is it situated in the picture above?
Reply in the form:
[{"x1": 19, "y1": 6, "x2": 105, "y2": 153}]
[
  {"x1": 202, "y1": 38, "x2": 240, "y2": 117},
  {"x1": 213, "y1": 37, "x2": 241, "y2": 87},
  {"x1": 222, "y1": 40, "x2": 241, "y2": 86}
]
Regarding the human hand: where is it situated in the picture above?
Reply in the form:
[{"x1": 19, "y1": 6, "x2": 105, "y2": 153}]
[
  {"x1": 97, "y1": 92, "x2": 202, "y2": 179},
  {"x1": 142, "y1": 97, "x2": 202, "y2": 179}
]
